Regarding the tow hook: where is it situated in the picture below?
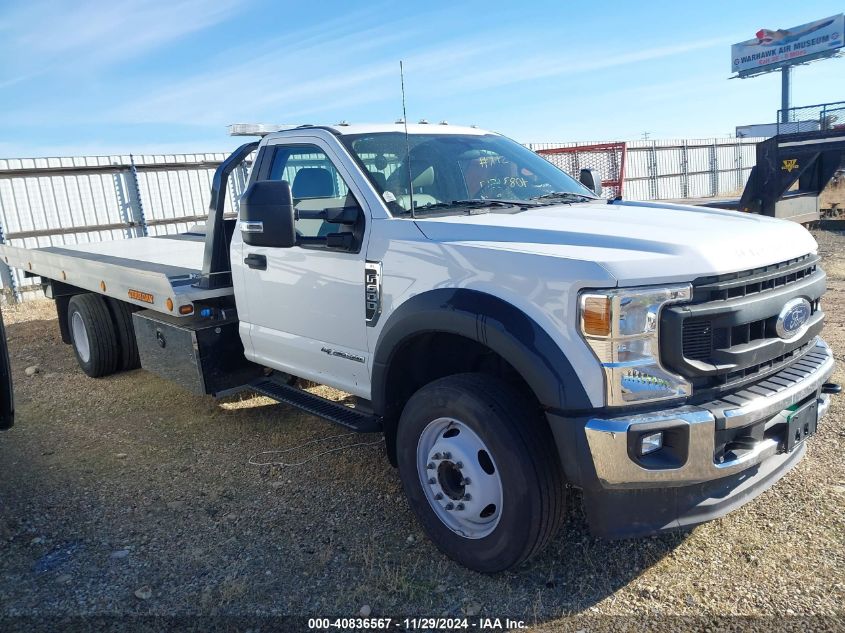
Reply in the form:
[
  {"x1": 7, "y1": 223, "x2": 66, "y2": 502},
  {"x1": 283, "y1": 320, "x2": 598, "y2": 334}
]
[{"x1": 822, "y1": 382, "x2": 842, "y2": 395}]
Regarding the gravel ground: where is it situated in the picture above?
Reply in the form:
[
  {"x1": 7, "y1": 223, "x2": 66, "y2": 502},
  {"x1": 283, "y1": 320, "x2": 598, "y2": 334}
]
[{"x1": 1, "y1": 230, "x2": 844, "y2": 630}]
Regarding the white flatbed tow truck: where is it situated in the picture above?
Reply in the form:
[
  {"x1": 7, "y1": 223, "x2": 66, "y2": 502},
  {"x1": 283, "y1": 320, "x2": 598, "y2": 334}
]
[{"x1": 0, "y1": 123, "x2": 839, "y2": 572}]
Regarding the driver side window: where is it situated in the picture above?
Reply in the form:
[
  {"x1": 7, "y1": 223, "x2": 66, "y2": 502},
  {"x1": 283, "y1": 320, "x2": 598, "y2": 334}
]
[{"x1": 268, "y1": 145, "x2": 355, "y2": 237}]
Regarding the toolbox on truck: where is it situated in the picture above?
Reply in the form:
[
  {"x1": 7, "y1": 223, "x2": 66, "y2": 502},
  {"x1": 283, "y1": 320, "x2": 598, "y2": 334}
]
[{"x1": 132, "y1": 310, "x2": 263, "y2": 396}]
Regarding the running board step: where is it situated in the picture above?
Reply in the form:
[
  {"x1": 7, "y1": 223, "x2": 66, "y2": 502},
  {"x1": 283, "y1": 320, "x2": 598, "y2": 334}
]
[{"x1": 250, "y1": 378, "x2": 382, "y2": 433}]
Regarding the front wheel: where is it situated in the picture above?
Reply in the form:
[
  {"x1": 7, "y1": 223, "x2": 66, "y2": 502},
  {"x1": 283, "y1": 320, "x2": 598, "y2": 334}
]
[{"x1": 396, "y1": 373, "x2": 566, "y2": 573}]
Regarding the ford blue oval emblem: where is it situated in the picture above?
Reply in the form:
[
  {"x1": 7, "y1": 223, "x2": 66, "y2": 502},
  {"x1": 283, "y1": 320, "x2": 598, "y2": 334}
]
[{"x1": 775, "y1": 298, "x2": 812, "y2": 339}]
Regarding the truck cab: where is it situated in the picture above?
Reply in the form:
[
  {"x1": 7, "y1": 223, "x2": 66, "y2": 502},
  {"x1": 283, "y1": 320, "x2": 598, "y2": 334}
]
[{"x1": 1, "y1": 122, "x2": 838, "y2": 573}]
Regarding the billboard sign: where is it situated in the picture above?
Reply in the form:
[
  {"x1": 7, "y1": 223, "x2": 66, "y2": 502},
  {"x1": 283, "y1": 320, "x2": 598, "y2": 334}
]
[{"x1": 731, "y1": 14, "x2": 844, "y2": 75}]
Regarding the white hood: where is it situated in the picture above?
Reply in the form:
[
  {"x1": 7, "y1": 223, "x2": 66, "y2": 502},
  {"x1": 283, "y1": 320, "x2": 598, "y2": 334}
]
[{"x1": 413, "y1": 201, "x2": 818, "y2": 286}]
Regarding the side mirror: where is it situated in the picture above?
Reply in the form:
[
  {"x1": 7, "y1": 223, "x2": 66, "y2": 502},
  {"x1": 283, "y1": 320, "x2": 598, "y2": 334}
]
[
  {"x1": 579, "y1": 168, "x2": 603, "y2": 197},
  {"x1": 239, "y1": 180, "x2": 296, "y2": 248}
]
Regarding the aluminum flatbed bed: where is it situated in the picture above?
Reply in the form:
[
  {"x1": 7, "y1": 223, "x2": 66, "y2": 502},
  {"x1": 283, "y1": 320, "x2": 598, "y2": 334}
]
[{"x1": 0, "y1": 232, "x2": 233, "y2": 315}]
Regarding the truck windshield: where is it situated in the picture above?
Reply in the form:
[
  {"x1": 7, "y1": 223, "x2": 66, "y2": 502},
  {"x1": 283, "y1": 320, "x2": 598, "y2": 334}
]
[{"x1": 341, "y1": 132, "x2": 598, "y2": 215}]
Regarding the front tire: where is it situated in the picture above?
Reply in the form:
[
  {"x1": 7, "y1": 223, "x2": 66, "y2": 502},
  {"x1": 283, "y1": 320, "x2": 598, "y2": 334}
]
[
  {"x1": 67, "y1": 294, "x2": 120, "y2": 378},
  {"x1": 396, "y1": 373, "x2": 566, "y2": 573}
]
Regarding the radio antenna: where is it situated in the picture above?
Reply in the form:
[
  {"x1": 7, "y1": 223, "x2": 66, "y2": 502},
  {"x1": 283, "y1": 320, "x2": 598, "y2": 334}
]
[{"x1": 400, "y1": 60, "x2": 415, "y2": 218}]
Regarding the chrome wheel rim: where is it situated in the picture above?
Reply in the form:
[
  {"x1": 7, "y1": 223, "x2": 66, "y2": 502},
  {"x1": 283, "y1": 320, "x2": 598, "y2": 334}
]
[
  {"x1": 71, "y1": 311, "x2": 91, "y2": 363},
  {"x1": 416, "y1": 417, "x2": 503, "y2": 539}
]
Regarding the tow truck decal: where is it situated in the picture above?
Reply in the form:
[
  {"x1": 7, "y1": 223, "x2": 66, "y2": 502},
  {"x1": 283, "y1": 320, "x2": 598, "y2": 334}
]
[
  {"x1": 781, "y1": 158, "x2": 799, "y2": 173},
  {"x1": 128, "y1": 289, "x2": 155, "y2": 304}
]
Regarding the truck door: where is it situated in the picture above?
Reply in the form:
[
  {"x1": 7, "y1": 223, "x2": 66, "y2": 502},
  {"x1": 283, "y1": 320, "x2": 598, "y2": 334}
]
[{"x1": 233, "y1": 138, "x2": 371, "y2": 397}]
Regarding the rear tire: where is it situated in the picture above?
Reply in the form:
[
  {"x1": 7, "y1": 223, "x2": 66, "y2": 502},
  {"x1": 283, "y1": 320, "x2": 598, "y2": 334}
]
[
  {"x1": 396, "y1": 373, "x2": 566, "y2": 573},
  {"x1": 106, "y1": 298, "x2": 141, "y2": 370},
  {"x1": 67, "y1": 294, "x2": 120, "y2": 378}
]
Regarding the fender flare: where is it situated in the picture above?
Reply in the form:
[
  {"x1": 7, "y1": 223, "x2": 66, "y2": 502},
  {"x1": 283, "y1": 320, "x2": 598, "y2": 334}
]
[{"x1": 371, "y1": 288, "x2": 592, "y2": 418}]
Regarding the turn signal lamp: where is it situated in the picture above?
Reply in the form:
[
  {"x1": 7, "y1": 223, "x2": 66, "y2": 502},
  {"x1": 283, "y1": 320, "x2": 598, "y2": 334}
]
[
  {"x1": 178, "y1": 304, "x2": 194, "y2": 316},
  {"x1": 166, "y1": 297, "x2": 174, "y2": 312},
  {"x1": 581, "y1": 296, "x2": 611, "y2": 336}
]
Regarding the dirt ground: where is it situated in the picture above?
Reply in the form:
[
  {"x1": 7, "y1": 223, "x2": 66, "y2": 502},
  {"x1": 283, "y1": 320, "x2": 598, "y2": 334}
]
[{"x1": 1, "y1": 230, "x2": 844, "y2": 631}]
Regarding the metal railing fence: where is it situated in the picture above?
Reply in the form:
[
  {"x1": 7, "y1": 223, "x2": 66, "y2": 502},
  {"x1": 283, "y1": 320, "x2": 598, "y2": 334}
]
[
  {"x1": 777, "y1": 100, "x2": 845, "y2": 135},
  {"x1": 527, "y1": 137, "x2": 764, "y2": 202},
  {"x1": 0, "y1": 153, "x2": 251, "y2": 299}
]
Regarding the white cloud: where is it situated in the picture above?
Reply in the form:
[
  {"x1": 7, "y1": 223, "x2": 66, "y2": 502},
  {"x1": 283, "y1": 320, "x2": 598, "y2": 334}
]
[
  {"x1": 0, "y1": 0, "x2": 245, "y2": 80},
  {"x1": 108, "y1": 13, "x2": 503, "y2": 126},
  {"x1": 103, "y1": 14, "x2": 734, "y2": 129}
]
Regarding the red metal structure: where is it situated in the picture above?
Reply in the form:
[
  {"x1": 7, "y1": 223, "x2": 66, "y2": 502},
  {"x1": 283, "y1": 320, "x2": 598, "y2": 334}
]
[{"x1": 536, "y1": 142, "x2": 627, "y2": 199}]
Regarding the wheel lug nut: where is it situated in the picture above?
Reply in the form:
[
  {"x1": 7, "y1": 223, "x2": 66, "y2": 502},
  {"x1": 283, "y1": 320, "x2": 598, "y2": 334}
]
[
  {"x1": 463, "y1": 493, "x2": 471, "y2": 501},
  {"x1": 433, "y1": 452, "x2": 442, "y2": 460},
  {"x1": 427, "y1": 462, "x2": 435, "y2": 470},
  {"x1": 455, "y1": 461, "x2": 463, "y2": 468},
  {"x1": 445, "y1": 502, "x2": 454, "y2": 510},
  {"x1": 463, "y1": 478, "x2": 471, "y2": 485},
  {"x1": 434, "y1": 493, "x2": 443, "y2": 500},
  {"x1": 456, "y1": 503, "x2": 464, "y2": 511},
  {"x1": 443, "y1": 452, "x2": 452, "y2": 459},
  {"x1": 428, "y1": 477, "x2": 436, "y2": 485}
]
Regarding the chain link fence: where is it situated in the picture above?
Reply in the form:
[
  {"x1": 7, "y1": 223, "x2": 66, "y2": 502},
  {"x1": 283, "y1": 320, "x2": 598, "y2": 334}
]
[{"x1": 535, "y1": 142, "x2": 626, "y2": 199}]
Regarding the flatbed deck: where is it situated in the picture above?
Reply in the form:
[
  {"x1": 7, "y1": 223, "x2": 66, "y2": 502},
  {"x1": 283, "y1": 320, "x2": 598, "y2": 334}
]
[{"x1": 0, "y1": 232, "x2": 233, "y2": 315}]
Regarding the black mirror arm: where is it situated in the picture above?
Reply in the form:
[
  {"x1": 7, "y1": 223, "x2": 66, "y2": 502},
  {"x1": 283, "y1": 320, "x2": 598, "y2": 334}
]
[
  {"x1": 297, "y1": 232, "x2": 355, "y2": 250},
  {"x1": 295, "y1": 205, "x2": 360, "y2": 224}
]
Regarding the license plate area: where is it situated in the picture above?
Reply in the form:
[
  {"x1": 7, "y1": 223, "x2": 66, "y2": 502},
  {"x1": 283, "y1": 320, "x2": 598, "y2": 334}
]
[{"x1": 783, "y1": 397, "x2": 818, "y2": 453}]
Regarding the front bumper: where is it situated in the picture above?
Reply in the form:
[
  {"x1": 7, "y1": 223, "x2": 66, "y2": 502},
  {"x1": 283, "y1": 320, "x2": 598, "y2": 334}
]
[
  {"x1": 584, "y1": 338, "x2": 833, "y2": 488},
  {"x1": 549, "y1": 338, "x2": 835, "y2": 539}
]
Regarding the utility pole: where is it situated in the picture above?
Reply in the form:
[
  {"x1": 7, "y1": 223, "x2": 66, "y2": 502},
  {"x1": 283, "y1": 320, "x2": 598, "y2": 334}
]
[
  {"x1": 641, "y1": 131, "x2": 650, "y2": 140},
  {"x1": 780, "y1": 66, "x2": 792, "y2": 123}
]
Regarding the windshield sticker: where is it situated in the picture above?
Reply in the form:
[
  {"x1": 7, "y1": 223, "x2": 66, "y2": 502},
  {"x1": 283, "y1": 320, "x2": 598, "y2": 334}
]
[
  {"x1": 477, "y1": 155, "x2": 509, "y2": 167},
  {"x1": 383, "y1": 191, "x2": 396, "y2": 203},
  {"x1": 481, "y1": 176, "x2": 528, "y2": 189}
]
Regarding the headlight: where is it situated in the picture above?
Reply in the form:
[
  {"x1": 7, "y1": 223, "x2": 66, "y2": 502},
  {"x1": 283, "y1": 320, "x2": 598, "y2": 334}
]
[{"x1": 579, "y1": 285, "x2": 692, "y2": 406}]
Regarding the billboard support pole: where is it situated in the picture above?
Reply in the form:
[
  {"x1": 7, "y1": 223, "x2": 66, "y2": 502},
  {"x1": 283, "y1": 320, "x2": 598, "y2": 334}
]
[{"x1": 781, "y1": 66, "x2": 792, "y2": 124}]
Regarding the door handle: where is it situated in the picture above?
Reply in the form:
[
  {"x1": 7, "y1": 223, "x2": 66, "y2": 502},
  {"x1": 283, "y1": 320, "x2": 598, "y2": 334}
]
[{"x1": 244, "y1": 253, "x2": 267, "y2": 270}]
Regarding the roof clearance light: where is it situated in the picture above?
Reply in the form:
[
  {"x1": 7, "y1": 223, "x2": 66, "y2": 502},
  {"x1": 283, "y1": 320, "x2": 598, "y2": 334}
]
[{"x1": 227, "y1": 123, "x2": 301, "y2": 137}]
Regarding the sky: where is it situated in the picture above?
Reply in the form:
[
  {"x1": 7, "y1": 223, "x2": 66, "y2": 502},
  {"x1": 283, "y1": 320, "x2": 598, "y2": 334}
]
[{"x1": 1, "y1": 0, "x2": 844, "y2": 158}]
